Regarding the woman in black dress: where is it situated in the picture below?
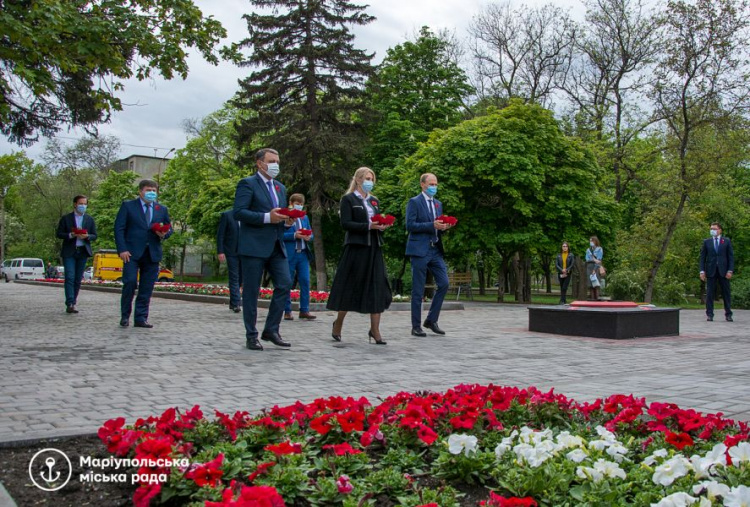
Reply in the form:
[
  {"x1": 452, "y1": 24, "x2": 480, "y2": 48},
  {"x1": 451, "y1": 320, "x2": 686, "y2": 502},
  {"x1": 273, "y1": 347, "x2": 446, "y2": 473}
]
[{"x1": 327, "y1": 167, "x2": 392, "y2": 344}]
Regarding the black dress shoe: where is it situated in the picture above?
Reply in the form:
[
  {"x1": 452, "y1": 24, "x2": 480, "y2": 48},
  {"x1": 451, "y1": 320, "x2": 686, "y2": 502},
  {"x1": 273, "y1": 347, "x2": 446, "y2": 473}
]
[
  {"x1": 707, "y1": 316, "x2": 714, "y2": 322},
  {"x1": 331, "y1": 322, "x2": 342, "y2": 342},
  {"x1": 261, "y1": 331, "x2": 291, "y2": 348},
  {"x1": 411, "y1": 327, "x2": 427, "y2": 337},
  {"x1": 726, "y1": 316, "x2": 733, "y2": 322},
  {"x1": 134, "y1": 321, "x2": 154, "y2": 328},
  {"x1": 119, "y1": 319, "x2": 129, "y2": 327},
  {"x1": 229, "y1": 305, "x2": 241, "y2": 313},
  {"x1": 246, "y1": 339, "x2": 263, "y2": 350},
  {"x1": 66, "y1": 305, "x2": 78, "y2": 314},
  {"x1": 423, "y1": 320, "x2": 445, "y2": 335}
]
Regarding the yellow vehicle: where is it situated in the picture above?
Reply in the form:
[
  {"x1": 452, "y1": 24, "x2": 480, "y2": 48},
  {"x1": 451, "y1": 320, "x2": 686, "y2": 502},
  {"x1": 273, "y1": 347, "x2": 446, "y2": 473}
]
[{"x1": 92, "y1": 249, "x2": 175, "y2": 282}]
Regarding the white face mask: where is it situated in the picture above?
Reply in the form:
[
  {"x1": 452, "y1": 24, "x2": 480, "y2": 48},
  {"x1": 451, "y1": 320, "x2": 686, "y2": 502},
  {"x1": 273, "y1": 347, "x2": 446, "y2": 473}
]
[
  {"x1": 590, "y1": 242, "x2": 595, "y2": 248},
  {"x1": 710, "y1": 229, "x2": 719, "y2": 237},
  {"x1": 266, "y1": 162, "x2": 280, "y2": 178},
  {"x1": 293, "y1": 204, "x2": 303, "y2": 211}
]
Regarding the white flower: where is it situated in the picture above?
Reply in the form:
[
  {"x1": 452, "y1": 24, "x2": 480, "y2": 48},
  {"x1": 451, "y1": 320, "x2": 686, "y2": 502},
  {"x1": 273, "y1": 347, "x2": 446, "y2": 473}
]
[
  {"x1": 724, "y1": 485, "x2": 750, "y2": 507},
  {"x1": 729, "y1": 442, "x2": 750, "y2": 464},
  {"x1": 447, "y1": 433, "x2": 478, "y2": 457},
  {"x1": 566, "y1": 449, "x2": 588, "y2": 463},
  {"x1": 705, "y1": 443, "x2": 728, "y2": 465},
  {"x1": 652, "y1": 456, "x2": 692, "y2": 486},
  {"x1": 645, "y1": 448, "x2": 669, "y2": 466},
  {"x1": 576, "y1": 465, "x2": 604, "y2": 482},
  {"x1": 557, "y1": 431, "x2": 584, "y2": 449},
  {"x1": 589, "y1": 439, "x2": 612, "y2": 451},
  {"x1": 595, "y1": 426, "x2": 617, "y2": 441},
  {"x1": 650, "y1": 492, "x2": 698, "y2": 507},
  {"x1": 524, "y1": 447, "x2": 554, "y2": 468},
  {"x1": 592, "y1": 458, "x2": 626, "y2": 479},
  {"x1": 692, "y1": 480, "x2": 730, "y2": 500},
  {"x1": 690, "y1": 456, "x2": 717, "y2": 479},
  {"x1": 495, "y1": 439, "x2": 512, "y2": 458},
  {"x1": 606, "y1": 443, "x2": 629, "y2": 462}
]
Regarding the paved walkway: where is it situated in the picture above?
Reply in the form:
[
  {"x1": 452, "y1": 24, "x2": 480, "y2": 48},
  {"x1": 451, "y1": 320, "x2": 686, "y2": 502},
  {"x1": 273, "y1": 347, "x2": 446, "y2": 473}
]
[{"x1": 1, "y1": 282, "x2": 748, "y2": 443}]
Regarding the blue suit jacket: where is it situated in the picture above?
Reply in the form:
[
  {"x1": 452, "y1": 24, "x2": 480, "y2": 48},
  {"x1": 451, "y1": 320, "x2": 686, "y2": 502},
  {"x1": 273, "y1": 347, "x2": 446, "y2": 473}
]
[
  {"x1": 57, "y1": 212, "x2": 97, "y2": 257},
  {"x1": 233, "y1": 173, "x2": 287, "y2": 258},
  {"x1": 405, "y1": 194, "x2": 445, "y2": 257},
  {"x1": 700, "y1": 236, "x2": 735, "y2": 277},
  {"x1": 283, "y1": 215, "x2": 314, "y2": 262},
  {"x1": 114, "y1": 198, "x2": 172, "y2": 262},
  {"x1": 217, "y1": 210, "x2": 240, "y2": 256}
]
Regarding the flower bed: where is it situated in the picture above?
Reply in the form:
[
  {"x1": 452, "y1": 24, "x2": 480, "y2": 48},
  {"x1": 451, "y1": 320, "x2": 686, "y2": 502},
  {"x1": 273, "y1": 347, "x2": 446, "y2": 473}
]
[
  {"x1": 97, "y1": 385, "x2": 750, "y2": 506},
  {"x1": 34, "y1": 279, "x2": 329, "y2": 302}
]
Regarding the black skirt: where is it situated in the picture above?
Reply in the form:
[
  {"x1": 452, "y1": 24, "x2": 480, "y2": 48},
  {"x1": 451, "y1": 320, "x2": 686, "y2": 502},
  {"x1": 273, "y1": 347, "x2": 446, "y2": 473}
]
[{"x1": 327, "y1": 235, "x2": 392, "y2": 314}]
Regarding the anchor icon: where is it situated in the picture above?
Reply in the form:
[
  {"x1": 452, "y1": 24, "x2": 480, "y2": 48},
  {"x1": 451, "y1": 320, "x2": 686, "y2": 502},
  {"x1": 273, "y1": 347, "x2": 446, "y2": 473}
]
[{"x1": 40, "y1": 457, "x2": 61, "y2": 482}]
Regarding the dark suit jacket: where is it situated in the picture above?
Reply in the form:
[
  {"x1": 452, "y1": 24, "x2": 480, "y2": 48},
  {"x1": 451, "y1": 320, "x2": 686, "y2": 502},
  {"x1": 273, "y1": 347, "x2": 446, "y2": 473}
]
[
  {"x1": 339, "y1": 192, "x2": 383, "y2": 247},
  {"x1": 283, "y1": 215, "x2": 315, "y2": 262},
  {"x1": 700, "y1": 236, "x2": 734, "y2": 277},
  {"x1": 56, "y1": 212, "x2": 97, "y2": 257},
  {"x1": 217, "y1": 210, "x2": 240, "y2": 256},
  {"x1": 233, "y1": 173, "x2": 287, "y2": 258},
  {"x1": 114, "y1": 198, "x2": 172, "y2": 262},
  {"x1": 555, "y1": 253, "x2": 576, "y2": 274},
  {"x1": 405, "y1": 194, "x2": 444, "y2": 257}
]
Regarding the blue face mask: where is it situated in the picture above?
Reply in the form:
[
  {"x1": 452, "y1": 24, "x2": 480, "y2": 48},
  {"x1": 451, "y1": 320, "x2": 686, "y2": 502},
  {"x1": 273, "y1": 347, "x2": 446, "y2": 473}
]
[
  {"x1": 425, "y1": 185, "x2": 438, "y2": 197},
  {"x1": 590, "y1": 242, "x2": 595, "y2": 248},
  {"x1": 362, "y1": 180, "x2": 374, "y2": 193},
  {"x1": 76, "y1": 205, "x2": 87, "y2": 214},
  {"x1": 143, "y1": 191, "x2": 157, "y2": 203},
  {"x1": 710, "y1": 229, "x2": 718, "y2": 237},
  {"x1": 293, "y1": 204, "x2": 304, "y2": 211}
]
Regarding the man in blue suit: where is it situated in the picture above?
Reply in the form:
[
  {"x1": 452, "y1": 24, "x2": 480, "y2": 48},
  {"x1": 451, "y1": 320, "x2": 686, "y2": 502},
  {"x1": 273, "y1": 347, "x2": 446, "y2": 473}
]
[
  {"x1": 406, "y1": 173, "x2": 452, "y2": 337},
  {"x1": 217, "y1": 209, "x2": 242, "y2": 313},
  {"x1": 56, "y1": 194, "x2": 97, "y2": 313},
  {"x1": 233, "y1": 148, "x2": 292, "y2": 351},
  {"x1": 114, "y1": 179, "x2": 172, "y2": 328},
  {"x1": 699, "y1": 222, "x2": 735, "y2": 322},
  {"x1": 283, "y1": 193, "x2": 316, "y2": 321}
]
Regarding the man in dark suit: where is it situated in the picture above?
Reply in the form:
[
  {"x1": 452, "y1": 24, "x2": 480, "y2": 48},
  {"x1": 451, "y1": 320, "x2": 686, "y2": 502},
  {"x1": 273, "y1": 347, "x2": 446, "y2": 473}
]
[
  {"x1": 283, "y1": 193, "x2": 316, "y2": 321},
  {"x1": 700, "y1": 222, "x2": 735, "y2": 322},
  {"x1": 114, "y1": 179, "x2": 172, "y2": 328},
  {"x1": 406, "y1": 173, "x2": 452, "y2": 337},
  {"x1": 56, "y1": 195, "x2": 97, "y2": 313},
  {"x1": 233, "y1": 148, "x2": 292, "y2": 351},
  {"x1": 217, "y1": 209, "x2": 242, "y2": 312}
]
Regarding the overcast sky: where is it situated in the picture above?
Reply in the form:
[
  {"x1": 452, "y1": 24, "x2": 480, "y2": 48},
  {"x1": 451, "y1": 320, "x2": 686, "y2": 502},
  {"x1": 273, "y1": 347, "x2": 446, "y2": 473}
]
[{"x1": 1, "y1": 0, "x2": 581, "y2": 163}]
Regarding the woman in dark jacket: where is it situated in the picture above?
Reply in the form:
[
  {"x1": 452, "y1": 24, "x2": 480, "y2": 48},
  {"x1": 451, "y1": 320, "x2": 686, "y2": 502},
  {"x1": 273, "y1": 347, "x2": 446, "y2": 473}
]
[
  {"x1": 327, "y1": 167, "x2": 392, "y2": 344},
  {"x1": 555, "y1": 241, "x2": 575, "y2": 304}
]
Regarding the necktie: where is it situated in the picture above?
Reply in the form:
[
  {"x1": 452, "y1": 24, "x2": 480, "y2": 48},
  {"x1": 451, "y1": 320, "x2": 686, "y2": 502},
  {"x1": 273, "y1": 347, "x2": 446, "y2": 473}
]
[
  {"x1": 296, "y1": 219, "x2": 303, "y2": 251},
  {"x1": 145, "y1": 203, "x2": 152, "y2": 225},
  {"x1": 429, "y1": 199, "x2": 438, "y2": 242},
  {"x1": 714, "y1": 238, "x2": 719, "y2": 252},
  {"x1": 266, "y1": 181, "x2": 278, "y2": 208}
]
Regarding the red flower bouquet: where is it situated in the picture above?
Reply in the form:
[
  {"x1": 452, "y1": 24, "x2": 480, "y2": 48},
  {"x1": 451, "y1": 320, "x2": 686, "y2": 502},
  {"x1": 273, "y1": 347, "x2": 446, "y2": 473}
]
[
  {"x1": 278, "y1": 208, "x2": 306, "y2": 219},
  {"x1": 436, "y1": 215, "x2": 458, "y2": 226},
  {"x1": 297, "y1": 228, "x2": 312, "y2": 236},
  {"x1": 371, "y1": 214, "x2": 396, "y2": 226},
  {"x1": 151, "y1": 222, "x2": 171, "y2": 234},
  {"x1": 72, "y1": 227, "x2": 88, "y2": 235}
]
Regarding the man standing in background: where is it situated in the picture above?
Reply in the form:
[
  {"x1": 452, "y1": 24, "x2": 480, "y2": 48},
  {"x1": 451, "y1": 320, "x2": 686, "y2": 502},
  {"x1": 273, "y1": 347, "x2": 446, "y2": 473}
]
[
  {"x1": 56, "y1": 195, "x2": 97, "y2": 313},
  {"x1": 700, "y1": 222, "x2": 734, "y2": 322},
  {"x1": 217, "y1": 209, "x2": 242, "y2": 312}
]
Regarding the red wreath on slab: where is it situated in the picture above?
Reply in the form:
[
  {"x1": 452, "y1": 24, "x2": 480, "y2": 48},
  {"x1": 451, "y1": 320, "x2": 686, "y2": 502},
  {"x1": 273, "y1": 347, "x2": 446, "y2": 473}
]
[
  {"x1": 297, "y1": 228, "x2": 312, "y2": 236},
  {"x1": 437, "y1": 215, "x2": 458, "y2": 226},
  {"x1": 72, "y1": 227, "x2": 88, "y2": 235},
  {"x1": 278, "y1": 208, "x2": 307, "y2": 219},
  {"x1": 151, "y1": 222, "x2": 171, "y2": 234},
  {"x1": 371, "y1": 214, "x2": 396, "y2": 226}
]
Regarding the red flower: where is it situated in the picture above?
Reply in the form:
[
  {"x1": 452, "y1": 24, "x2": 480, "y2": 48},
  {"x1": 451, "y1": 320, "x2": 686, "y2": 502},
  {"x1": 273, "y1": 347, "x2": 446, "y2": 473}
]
[
  {"x1": 135, "y1": 436, "x2": 174, "y2": 462},
  {"x1": 185, "y1": 453, "x2": 224, "y2": 487},
  {"x1": 480, "y1": 492, "x2": 538, "y2": 506},
  {"x1": 309, "y1": 414, "x2": 333, "y2": 435},
  {"x1": 150, "y1": 222, "x2": 170, "y2": 233},
  {"x1": 323, "y1": 442, "x2": 362, "y2": 456},
  {"x1": 417, "y1": 504, "x2": 438, "y2": 507},
  {"x1": 436, "y1": 214, "x2": 458, "y2": 225},
  {"x1": 264, "y1": 440, "x2": 302, "y2": 456},
  {"x1": 336, "y1": 410, "x2": 365, "y2": 433},
  {"x1": 360, "y1": 425, "x2": 383, "y2": 447},
  {"x1": 154, "y1": 205, "x2": 161, "y2": 210},
  {"x1": 275, "y1": 185, "x2": 280, "y2": 192},
  {"x1": 336, "y1": 475, "x2": 353, "y2": 494},
  {"x1": 370, "y1": 199, "x2": 377, "y2": 207},
  {"x1": 665, "y1": 431, "x2": 694, "y2": 450},
  {"x1": 133, "y1": 483, "x2": 161, "y2": 507},
  {"x1": 248, "y1": 461, "x2": 276, "y2": 483},
  {"x1": 417, "y1": 424, "x2": 438, "y2": 445},
  {"x1": 278, "y1": 208, "x2": 306, "y2": 219},
  {"x1": 206, "y1": 485, "x2": 286, "y2": 507},
  {"x1": 449, "y1": 412, "x2": 478, "y2": 430}
]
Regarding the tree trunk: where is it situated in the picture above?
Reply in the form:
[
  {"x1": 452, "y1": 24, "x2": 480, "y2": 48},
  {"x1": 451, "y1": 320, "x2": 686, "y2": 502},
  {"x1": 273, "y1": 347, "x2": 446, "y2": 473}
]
[
  {"x1": 0, "y1": 195, "x2": 5, "y2": 263},
  {"x1": 310, "y1": 203, "x2": 327, "y2": 291},
  {"x1": 512, "y1": 253, "x2": 521, "y2": 302},
  {"x1": 644, "y1": 191, "x2": 688, "y2": 302},
  {"x1": 523, "y1": 256, "x2": 532, "y2": 303},
  {"x1": 573, "y1": 257, "x2": 588, "y2": 301},
  {"x1": 540, "y1": 253, "x2": 552, "y2": 293}
]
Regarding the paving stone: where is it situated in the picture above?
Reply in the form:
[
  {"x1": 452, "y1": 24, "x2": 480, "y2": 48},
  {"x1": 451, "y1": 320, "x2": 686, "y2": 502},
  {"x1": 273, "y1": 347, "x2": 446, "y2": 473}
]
[{"x1": 1, "y1": 281, "x2": 749, "y2": 443}]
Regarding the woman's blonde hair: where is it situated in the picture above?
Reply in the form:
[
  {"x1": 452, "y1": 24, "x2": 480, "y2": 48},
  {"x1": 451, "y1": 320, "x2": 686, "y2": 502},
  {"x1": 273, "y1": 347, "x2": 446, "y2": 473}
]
[{"x1": 345, "y1": 167, "x2": 376, "y2": 195}]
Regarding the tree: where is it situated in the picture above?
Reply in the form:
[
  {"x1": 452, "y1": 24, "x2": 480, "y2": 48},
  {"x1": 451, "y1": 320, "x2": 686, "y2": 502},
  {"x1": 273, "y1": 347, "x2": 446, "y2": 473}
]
[
  {"x1": 0, "y1": 152, "x2": 33, "y2": 261},
  {"x1": 90, "y1": 170, "x2": 139, "y2": 251},
  {"x1": 1, "y1": 0, "x2": 231, "y2": 145},
  {"x1": 642, "y1": 0, "x2": 750, "y2": 302},
  {"x1": 469, "y1": 2, "x2": 576, "y2": 106},
  {"x1": 233, "y1": 0, "x2": 376, "y2": 290},
  {"x1": 395, "y1": 101, "x2": 616, "y2": 302},
  {"x1": 42, "y1": 135, "x2": 121, "y2": 174}
]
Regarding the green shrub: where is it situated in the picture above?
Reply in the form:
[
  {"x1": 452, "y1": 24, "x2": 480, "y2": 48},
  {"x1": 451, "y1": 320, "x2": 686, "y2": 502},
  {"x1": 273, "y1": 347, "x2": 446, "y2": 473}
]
[{"x1": 731, "y1": 276, "x2": 750, "y2": 309}]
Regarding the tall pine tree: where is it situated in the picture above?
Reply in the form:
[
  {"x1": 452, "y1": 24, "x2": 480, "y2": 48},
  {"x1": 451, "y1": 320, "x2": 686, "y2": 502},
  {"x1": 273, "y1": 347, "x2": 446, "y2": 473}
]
[{"x1": 233, "y1": 0, "x2": 375, "y2": 290}]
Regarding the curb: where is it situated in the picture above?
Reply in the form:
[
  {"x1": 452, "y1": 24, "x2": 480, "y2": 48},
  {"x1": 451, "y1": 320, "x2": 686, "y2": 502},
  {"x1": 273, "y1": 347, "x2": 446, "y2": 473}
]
[
  {"x1": 0, "y1": 483, "x2": 16, "y2": 507},
  {"x1": 14, "y1": 280, "x2": 465, "y2": 312}
]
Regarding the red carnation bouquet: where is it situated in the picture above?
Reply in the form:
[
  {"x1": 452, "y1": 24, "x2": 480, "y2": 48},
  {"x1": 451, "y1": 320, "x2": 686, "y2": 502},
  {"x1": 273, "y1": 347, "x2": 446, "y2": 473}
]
[
  {"x1": 278, "y1": 208, "x2": 306, "y2": 219},
  {"x1": 371, "y1": 214, "x2": 396, "y2": 226},
  {"x1": 151, "y1": 222, "x2": 171, "y2": 234},
  {"x1": 297, "y1": 228, "x2": 312, "y2": 236},
  {"x1": 72, "y1": 227, "x2": 88, "y2": 235},
  {"x1": 437, "y1": 215, "x2": 458, "y2": 226}
]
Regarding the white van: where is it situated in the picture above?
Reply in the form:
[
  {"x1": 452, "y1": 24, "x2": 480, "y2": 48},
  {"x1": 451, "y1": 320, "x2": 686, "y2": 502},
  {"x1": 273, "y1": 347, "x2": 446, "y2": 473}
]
[{"x1": 3, "y1": 258, "x2": 45, "y2": 281}]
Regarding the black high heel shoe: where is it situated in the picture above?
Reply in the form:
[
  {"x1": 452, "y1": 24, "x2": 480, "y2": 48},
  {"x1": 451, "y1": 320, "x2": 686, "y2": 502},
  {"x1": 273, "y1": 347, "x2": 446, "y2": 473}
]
[
  {"x1": 331, "y1": 321, "x2": 342, "y2": 342},
  {"x1": 368, "y1": 330, "x2": 387, "y2": 345}
]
